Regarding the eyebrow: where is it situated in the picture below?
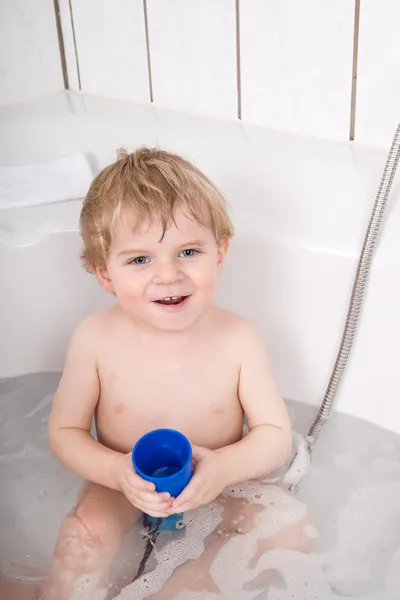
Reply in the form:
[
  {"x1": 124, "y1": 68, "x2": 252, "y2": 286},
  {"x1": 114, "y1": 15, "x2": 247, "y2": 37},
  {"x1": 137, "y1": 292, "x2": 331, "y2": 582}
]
[
  {"x1": 117, "y1": 240, "x2": 205, "y2": 258},
  {"x1": 179, "y1": 239, "x2": 205, "y2": 248},
  {"x1": 118, "y1": 248, "x2": 149, "y2": 257}
]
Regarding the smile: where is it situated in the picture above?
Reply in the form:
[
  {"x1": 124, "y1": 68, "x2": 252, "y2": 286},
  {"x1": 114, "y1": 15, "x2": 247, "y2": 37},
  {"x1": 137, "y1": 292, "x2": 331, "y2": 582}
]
[{"x1": 155, "y1": 296, "x2": 188, "y2": 306}]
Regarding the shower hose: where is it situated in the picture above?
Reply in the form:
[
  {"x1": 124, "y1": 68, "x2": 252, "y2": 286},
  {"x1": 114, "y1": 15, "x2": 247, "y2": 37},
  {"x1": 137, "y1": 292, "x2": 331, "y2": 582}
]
[{"x1": 288, "y1": 120, "x2": 400, "y2": 492}]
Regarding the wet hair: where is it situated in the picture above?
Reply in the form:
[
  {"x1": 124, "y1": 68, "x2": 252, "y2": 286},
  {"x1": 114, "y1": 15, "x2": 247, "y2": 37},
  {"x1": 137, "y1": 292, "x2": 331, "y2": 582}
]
[{"x1": 80, "y1": 146, "x2": 234, "y2": 272}]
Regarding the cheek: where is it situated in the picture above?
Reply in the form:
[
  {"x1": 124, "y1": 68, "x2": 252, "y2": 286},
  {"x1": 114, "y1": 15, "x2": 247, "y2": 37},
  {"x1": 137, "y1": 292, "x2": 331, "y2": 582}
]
[
  {"x1": 112, "y1": 270, "x2": 147, "y2": 302},
  {"x1": 191, "y1": 261, "x2": 220, "y2": 294}
]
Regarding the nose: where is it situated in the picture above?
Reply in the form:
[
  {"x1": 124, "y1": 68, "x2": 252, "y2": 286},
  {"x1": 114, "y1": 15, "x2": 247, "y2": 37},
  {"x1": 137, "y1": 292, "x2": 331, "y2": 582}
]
[{"x1": 152, "y1": 258, "x2": 183, "y2": 285}]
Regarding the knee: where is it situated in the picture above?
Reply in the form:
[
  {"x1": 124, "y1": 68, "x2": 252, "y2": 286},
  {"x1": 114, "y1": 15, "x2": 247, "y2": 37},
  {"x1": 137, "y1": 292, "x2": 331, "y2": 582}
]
[{"x1": 54, "y1": 504, "x2": 119, "y2": 569}]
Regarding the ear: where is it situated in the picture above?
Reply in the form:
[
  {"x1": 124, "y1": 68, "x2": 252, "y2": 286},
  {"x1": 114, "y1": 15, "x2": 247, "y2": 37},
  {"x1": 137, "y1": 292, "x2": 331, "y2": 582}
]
[
  {"x1": 217, "y1": 237, "x2": 230, "y2": 273},
  {"x1": 95, "y1": 266, "x2": 115, "y2": 294}
]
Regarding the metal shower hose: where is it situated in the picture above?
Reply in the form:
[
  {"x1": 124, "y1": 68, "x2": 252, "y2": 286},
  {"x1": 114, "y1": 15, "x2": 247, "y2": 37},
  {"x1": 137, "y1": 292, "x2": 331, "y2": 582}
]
[{"x1": 289, "y1": 121, "x2": 400, "y2": 490}]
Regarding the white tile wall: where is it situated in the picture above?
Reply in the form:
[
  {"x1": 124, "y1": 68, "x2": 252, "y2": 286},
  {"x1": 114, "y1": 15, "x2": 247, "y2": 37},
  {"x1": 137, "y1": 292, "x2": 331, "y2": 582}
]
[
  {"x1": 356, "y1": 0, "x2": 400, "y2": 148},
  {"x1": 240, "y1": 0, "x2": 355, "y2": 141},
  {"x1": 147, "y1": 0, "x2": 238, "y2": 119},
  {"x1": 67, "y1": 0, "x2": 150, "y2": 102},
  {"x1": 0, "y1": 0, "x2": 63, "y2": 104},
  {"x1": 1, "y1": 0, "x2": 400, "y2": 149}
]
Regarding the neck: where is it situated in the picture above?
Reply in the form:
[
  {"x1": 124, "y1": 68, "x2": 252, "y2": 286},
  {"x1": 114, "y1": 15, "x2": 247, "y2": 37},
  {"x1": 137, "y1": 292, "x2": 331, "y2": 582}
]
[{"x1": 117, "y1": 304, "x2": 214, "y2": 342}]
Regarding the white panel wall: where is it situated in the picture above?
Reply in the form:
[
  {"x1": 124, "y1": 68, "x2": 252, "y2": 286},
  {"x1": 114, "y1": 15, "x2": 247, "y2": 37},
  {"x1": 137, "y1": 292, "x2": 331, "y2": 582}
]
[
  {"x1": 356, "y1": 0, "x2": 400, "y2": 148},
  {"x1": 67, "y1": 0, "x2": 150, "y2": 102},
  {"x1": 0, "y1": 0, "x2": 63, "y2": 104},
  {"x1": 147, "y1": 0, "x2": 237, "y2": 119},
  {"x1": 240, "y1": 0, "x2": 355, "y2": 140}
]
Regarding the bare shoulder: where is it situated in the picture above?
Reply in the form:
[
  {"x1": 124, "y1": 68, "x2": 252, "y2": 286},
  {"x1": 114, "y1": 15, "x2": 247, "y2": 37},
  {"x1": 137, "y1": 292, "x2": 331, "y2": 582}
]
[
  {"x1": 49, "y1": 311, "x2": 122, "y2": 435},
  {"x1": 209, "y1": 307, "x2": 266, "y2": 352},
  {"x1": 69, "y1": 305, "x2": 121, "y2": 350}
]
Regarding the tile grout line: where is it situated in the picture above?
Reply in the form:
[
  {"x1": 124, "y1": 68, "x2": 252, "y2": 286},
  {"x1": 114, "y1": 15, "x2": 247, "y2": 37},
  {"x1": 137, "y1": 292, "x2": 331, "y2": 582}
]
[
  {"x1": 143, "y1": 0, "x2": 154, "y2": 103},
  {"x1": 235, "y1": 0, "x2": 242, "y2": 120},
  {"x1": 349, "y1": 0, "x2": 361, "y2": 141},
  {"x1": 53, "y1": 0, "x2": 69, "y2": 89},
  {"x1": 69, "y1": 0, "x2": 82, "y2": 91}
]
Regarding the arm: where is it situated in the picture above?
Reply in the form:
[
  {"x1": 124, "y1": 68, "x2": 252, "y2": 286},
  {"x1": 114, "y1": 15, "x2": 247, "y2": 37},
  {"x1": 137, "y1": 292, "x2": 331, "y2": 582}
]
[
  {"x1": 217, "y1": 329, "x2": 292, "y2": 484},
  {"x1": 171, "y1": 323, "x2": 292, "y2": 512},
  {"x1": 49, "y1": 316, "x2": 174, "y2": 517},
  {"x1": 48, "y1": 318, "x2": 123, "y2": 490},
  {"x1": 215, "y1": 325, "x2": 292, "y2": 484}
]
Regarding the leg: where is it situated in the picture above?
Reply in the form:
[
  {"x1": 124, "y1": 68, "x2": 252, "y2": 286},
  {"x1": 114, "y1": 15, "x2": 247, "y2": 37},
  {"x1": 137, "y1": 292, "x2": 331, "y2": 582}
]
[
  {"x1": 147, "y1": 483, "x2": 313, "y2": 599},
  {"x1": 0, "y1": 574, "x2": 40, "y2": 600},
  {"x1": 146, "y1": 497, "x2": 258, "y2": 599},
  {"x1": 40, "y1": 482, "x2": 140, "y2": 600}
]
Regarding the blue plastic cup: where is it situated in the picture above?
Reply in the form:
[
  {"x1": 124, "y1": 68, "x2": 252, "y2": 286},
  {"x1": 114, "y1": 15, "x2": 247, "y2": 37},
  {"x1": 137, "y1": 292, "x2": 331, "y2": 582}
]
[{"x1": 132, "y1": 428, "x2": 193, "y2": 530}]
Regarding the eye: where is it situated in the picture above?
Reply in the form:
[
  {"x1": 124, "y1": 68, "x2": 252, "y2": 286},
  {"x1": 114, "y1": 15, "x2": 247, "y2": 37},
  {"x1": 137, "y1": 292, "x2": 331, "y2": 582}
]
[
  {"x1": 179, "y1": 249, "x2": 198, "y2": 258},
  {"x1": 128, "y1": 256, "x2": 150, "y2": 265}
]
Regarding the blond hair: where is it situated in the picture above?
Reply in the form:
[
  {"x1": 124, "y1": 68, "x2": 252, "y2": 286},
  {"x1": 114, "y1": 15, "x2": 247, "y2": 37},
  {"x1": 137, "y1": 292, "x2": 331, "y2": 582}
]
[{"x1": 80, "y1": 147, "x2": 234, "y2": 272}]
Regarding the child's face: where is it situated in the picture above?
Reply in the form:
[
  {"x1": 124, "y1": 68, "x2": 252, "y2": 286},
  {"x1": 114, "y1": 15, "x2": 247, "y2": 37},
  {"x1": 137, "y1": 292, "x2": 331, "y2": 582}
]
[{"x1": 97, "y1": 206, "x2": 228, "y2": 333}]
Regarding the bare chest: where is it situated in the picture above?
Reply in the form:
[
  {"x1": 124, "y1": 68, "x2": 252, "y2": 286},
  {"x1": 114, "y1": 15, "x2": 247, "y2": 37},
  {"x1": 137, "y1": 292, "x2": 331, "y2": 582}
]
[{"x1": 95, "y1": 345, "x2": 243, "y2": 452}]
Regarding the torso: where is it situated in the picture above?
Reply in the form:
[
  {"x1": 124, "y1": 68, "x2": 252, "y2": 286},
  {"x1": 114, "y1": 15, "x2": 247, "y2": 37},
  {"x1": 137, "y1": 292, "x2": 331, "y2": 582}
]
[{"x1": 94, "y1": 306, "x2": 244, "y2": 453}]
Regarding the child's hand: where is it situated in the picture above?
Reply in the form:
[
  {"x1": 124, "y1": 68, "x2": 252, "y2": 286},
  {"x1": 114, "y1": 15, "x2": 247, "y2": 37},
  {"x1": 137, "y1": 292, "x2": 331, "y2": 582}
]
[
  {"x1": 113, "y1": 453, "x2": 172, "y2": 517},
  {"x1": 168, "y1": 445, "x2": 229, "y2": 514}
]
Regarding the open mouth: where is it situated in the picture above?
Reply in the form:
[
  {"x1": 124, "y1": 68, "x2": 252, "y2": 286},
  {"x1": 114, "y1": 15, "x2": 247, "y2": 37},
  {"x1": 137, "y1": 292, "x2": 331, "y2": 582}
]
[{"x1": 155, "y1": 296, "x2": 188, "y2": 306}]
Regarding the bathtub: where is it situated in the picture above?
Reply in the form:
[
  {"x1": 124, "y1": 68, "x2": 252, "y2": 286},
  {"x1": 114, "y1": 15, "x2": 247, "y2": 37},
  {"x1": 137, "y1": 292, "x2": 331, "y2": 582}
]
[
  {"x1": 1, "y1": 91, "x2": 400, "y2": 599},
  {"x1": 2, "y1": 91, "x2": 400, "y2": 432}
]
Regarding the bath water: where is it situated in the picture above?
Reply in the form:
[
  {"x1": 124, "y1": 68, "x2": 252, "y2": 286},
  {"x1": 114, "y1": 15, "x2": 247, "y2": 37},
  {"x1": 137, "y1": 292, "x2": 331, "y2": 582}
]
[{"x1": 1, "y1": 372, "x2": 400, "y2": 599}]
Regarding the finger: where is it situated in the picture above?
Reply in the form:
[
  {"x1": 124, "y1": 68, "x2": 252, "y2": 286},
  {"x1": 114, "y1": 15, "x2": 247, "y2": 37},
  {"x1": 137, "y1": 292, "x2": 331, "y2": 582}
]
[
  {"x1": 172, "y1": 477, "x2": 203, "y2": 510},
  {"x1": 127, "y1": 469, "x2": 155, "y2": 492},
  {"x1": 127, "y1": 496, "x2": 171, "y2": 516},
  {"x1": 132, "y1": 499, "x2": 169, "y2": 517},
  {"x1": 141, "y1": 508, "x2": 170, "y2": 518},
  {"x1": 136, "y1": 491, "x2": 172, "y2": 506}
]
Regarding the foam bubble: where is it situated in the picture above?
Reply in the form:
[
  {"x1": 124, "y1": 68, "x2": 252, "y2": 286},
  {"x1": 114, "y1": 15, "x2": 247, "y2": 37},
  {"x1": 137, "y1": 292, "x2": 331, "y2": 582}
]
[
  {"x1": 114, "y1": 483, "x2": 309, "y2": 599},
  {"x1": 116, "y1": 503, "x2": 223, "y2": 599},
  {"x1": 208, "y1": 485, "x2": 308, "y2": 597}
]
